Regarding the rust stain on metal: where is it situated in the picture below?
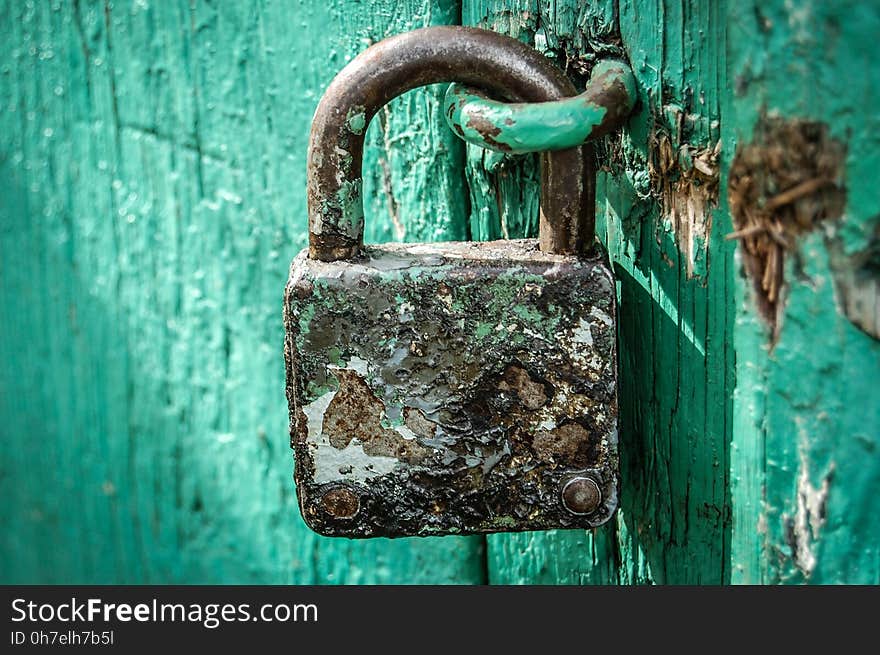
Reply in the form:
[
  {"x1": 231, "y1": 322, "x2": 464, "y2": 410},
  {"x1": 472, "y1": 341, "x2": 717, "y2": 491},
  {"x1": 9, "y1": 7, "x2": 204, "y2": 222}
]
[
  {"x1": 306, "y1": 26, "x2": 594, "y2": 262},
  {"x1": 498, "y1": 364, "x2": 548, "y2": 410},
  {"x1": 464, "y1": 112, "x2": 513, "y2": 152},
  {"x1": 324, "y1": 369, "x2": 430, "y2": 463},
  {"x1": 284, "y1": 239, "x2": 619, "y2": 537},
  {"x1": 320, "y1": 486, "x2": 360, "y2": 520},
  {"x1": 532, "y1": 422, "x2": 593, "y2": 465}
]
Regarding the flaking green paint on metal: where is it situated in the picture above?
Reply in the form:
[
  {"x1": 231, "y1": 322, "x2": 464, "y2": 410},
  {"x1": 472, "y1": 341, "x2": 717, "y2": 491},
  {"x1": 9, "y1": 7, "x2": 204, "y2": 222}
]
[
  {"x1": 443, "y1": 60, "x2": 635, "y2": 154},
  {"x1": 445, "y1": 84, "x2": 605, "y2": 153},
  {"x1": 0, "y1": 0, "x2": 483, "y2": 584},
  {"x1": 285, "y1": 240, "x2": 619, "y2": 537}
]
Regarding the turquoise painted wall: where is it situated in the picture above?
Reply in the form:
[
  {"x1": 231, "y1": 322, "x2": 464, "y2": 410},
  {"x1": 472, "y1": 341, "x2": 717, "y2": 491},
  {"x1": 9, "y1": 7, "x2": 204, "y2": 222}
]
[
  {"x1": 1, "y1": 0, "x2": 877, "y2": 584},
  {"x1": 0, "y1": 0, "x2": 483, "y2": 584}
]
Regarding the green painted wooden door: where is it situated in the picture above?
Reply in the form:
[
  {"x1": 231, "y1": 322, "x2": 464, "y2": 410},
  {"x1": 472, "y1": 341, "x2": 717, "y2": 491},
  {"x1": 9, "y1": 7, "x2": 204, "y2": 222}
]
[{"x1": 1, "y1": 0, "x2": 877, "y2": 584}]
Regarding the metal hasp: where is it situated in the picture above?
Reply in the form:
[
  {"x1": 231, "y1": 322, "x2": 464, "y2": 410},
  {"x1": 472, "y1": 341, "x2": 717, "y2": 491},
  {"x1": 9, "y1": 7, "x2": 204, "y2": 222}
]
[
  {"x1": 444, "y1": 60, "x2": 636, "y2": 154},
  {"x1": 285, "y1": 26, "x2": 635, "y2": 537}
]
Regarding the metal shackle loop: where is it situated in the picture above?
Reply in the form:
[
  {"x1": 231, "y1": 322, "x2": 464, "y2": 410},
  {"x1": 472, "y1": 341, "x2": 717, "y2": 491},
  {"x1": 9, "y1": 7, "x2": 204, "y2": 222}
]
[{"x1": 307, "y1": 26, "x2": 593, "y2": 261}]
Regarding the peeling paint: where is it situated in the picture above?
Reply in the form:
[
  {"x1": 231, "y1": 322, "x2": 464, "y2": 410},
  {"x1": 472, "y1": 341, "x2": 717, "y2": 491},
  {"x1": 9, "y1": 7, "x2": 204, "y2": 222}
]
[
  {"x1": 312, "y1": 438, "x2": 401, "y2": 485},
  {"x1": 443, "y1": 59, "x2": 635, "y2": 154},
  {"x1": 784, "y1": 435, "x2": 833, "y2": 577},
  {"x1": 572, "y1": 318, "x2": 594, "y2": 346},
  {"x1": 284, "y1": 239, "x2": 619, "y2": 537},
  {"x1": 304, "y1": 386, "x2": 402, "y2": 485},
  {"x1": 649, "y1": 119, "x2": 720, "y2": 278},
  {"x1": 346, "y1": 106, "x2": 367, "y2": 135}
]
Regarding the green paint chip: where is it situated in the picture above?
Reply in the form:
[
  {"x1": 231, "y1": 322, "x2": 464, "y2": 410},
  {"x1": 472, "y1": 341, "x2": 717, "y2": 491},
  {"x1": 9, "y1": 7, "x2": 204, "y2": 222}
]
[
  {"x1": 474, "y1": 322, "x2": 494, "y2": 338},
  {"x1": 347, "y1": 110, "x2": 366, "y2": 135}
]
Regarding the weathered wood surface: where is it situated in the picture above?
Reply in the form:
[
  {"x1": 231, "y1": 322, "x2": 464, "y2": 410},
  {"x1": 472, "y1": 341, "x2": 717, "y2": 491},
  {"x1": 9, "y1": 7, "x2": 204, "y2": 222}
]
[
  {"x1": 464, "y1": 0, "x2": 878, "y2": 584},
  {"x1": 1, "y1": 0, "x2": 877, "y2": 584},
  {"x1": 726, "y1": 0, "x2": 880, "y2": 584},
  {"x1": 0, "y1": 0, "x2": 483, "y2": 584},
  {"x1": 465, "y1": 0, "x2": 731, "y2": 584}
]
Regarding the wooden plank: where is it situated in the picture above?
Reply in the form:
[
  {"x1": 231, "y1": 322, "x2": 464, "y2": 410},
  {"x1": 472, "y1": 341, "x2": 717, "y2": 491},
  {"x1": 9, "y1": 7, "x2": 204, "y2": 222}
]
[
  {"x1": 726, "y1": 0, "x2": 880, "y2": 584},
  {"x1": 3, "y1": 0, "x2": 876, "y2": 586},
  {"x1": 469, "y1": 0, "x2": 879, "y2": 585},
  {"x1": 0, "y1": 0, "x2": 485, "y2": 584},
  {"x1": 464, "y1": 0, "x2": 732, "y2": 584}
]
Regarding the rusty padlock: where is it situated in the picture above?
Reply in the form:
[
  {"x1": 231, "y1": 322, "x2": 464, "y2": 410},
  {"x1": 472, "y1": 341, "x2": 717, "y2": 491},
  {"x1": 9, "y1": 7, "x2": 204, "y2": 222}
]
[{"x1": 284, "y1": 27, "x2": 635, "y2": 537}]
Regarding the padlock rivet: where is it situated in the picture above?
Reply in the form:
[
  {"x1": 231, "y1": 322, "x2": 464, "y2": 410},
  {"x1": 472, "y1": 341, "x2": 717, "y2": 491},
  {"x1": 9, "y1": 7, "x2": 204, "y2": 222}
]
[
  {"x1": 320, "y1": 486, "x2": 360, "y2": 519},
  {"x1": 561, "y1": 477, "x2": 601, "y2": 515}
]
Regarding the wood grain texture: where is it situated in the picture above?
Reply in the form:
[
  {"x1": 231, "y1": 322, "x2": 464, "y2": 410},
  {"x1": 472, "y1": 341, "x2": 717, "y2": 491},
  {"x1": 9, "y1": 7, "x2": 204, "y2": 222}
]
[
  {"x1": 1, "y1": 0, "x2": 877, "y2": 585},
  {"x1": 464, "y1": 0, "x2": 733, "y2": 585},
  {"x1": 0, "y1": 0, "x2": 484, "y2": 584},
  {"x1": 726, "y1": 0, "x2": 880, "y2": 584},
  {"x1": 466, "y1": 0, "x2": 878, "y2": 585}
]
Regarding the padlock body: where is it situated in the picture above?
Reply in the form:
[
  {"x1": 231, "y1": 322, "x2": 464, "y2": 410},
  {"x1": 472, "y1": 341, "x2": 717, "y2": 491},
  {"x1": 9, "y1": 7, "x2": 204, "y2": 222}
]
[{"x1": 284, "y1": 239, "x2": 618, "y2": 537}]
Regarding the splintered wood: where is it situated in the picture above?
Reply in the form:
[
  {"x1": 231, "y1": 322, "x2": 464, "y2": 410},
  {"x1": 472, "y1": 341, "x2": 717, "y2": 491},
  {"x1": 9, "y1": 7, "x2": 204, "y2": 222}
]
[
  {"x1": 649, "y1": 130, "x2": 721, "y2": 278},
  {"x1": 727, "y1": 116, "x2": 846, "y2": 339}
]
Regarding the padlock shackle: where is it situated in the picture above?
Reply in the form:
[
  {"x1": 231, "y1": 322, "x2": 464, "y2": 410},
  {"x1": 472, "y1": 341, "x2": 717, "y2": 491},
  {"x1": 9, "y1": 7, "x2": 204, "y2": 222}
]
[{"x1": 307, "y1": 26, "x2": 594, "y2": 261}]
